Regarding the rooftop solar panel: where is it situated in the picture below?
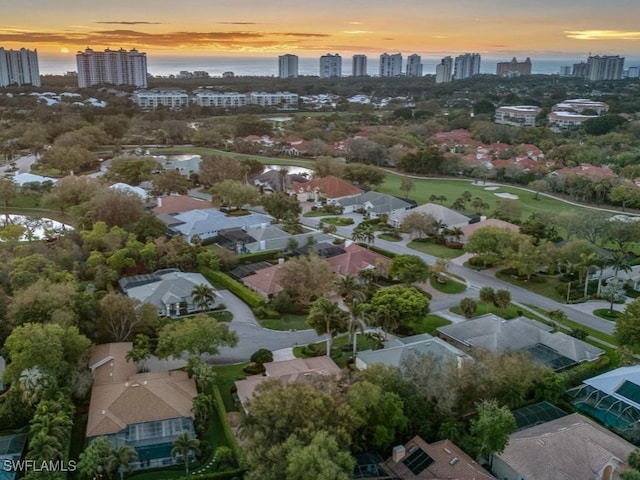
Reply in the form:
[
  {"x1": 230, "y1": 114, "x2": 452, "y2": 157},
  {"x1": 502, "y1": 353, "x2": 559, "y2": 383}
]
[{"x1": 403, "y1": 447, "x2": 434, "y2": 475}]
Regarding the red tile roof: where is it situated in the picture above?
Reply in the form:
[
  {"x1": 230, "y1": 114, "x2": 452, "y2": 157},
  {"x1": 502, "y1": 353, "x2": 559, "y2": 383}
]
[
  {"x1": 152, "y1": 195, "x2": 214, "y2": 214},
  {"x1": 243, "y1": 263, "x2": 284, "y2": 298},
  {"x1": 290, "y1": 176, "x2": 363, "y2": 199},
  {"x1": 325, "y1": 243, "x2": 390, "y2": 276}
]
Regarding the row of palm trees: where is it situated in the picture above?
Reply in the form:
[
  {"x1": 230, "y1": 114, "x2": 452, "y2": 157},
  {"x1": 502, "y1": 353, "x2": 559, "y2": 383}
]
[{"x1": 574, "y1": 250, "x2": 632, "y2": 309}]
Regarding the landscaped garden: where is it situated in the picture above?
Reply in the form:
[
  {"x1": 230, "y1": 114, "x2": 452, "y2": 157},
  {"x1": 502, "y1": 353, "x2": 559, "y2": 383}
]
[
  {"x1": 259, "y1": 313, "x2": 309, "y2": 331},
  {"x1": 408, "y1": 239, "x2": 464, "y2": 259}
]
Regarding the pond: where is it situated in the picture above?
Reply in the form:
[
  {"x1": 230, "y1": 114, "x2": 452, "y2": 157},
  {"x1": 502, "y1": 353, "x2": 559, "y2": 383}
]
[
  {"x1": 0, "y1": 214, "x2": 73, "y2": 241},
  {"x1": 263, "y1": 165, "x2": 313, "y2": 177}
]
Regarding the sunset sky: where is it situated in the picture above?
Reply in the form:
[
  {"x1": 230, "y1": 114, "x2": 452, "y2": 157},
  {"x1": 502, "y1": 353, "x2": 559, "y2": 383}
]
[{"x1": 2, "y1": 0, "x2": 640, "y2": 59}]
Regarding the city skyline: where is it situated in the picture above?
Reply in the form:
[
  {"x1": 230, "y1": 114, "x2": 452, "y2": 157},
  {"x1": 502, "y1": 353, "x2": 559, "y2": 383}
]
[{"x1": 2, "y1": 0, "x2": 640, "y2": 60}]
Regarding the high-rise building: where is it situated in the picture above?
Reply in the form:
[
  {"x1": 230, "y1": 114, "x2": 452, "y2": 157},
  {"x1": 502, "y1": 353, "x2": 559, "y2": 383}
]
[
  {"x1": 278, "y1": 54, "x2": 298, "y2": 78},
  {"x1": 587, "y1": 55, "x2": 625, "y2": 81},
  {"x1": 454, "y1": 53, "x2": 481, "y2": 80},
  {"x1": 559, "y1": 66, "x2": 572, "y2": 77},
  {"x1": 406, "y1": 54, "x2": 423, "y2": 76},
  {"x1": 435, "y1": 56, "x2": 453, "y2": 83},
  {"x1": 572, "y1": 62, "x2": 588, "y2": 78},
  {"x1": 496, "y1": 57, "x2": 532, "y2": 77},
  {"x1": 352, "y1": 54, "x2": 367, "y2": 77},
  {"x1": 380, "y1": 53, "x2": 403, "y2": 77},
  {"x1": 627, "y1": 66, "x2": 640, "y2": 79},
  {"x1": 320, "y1": 53, "x2": 342, "y2": 78},
  {"x1": 76, "y1": 47, "x2": 147, "y2": 88},
  {"x1": 0, "y1": 47, "x2": 40, "y2": 87}
]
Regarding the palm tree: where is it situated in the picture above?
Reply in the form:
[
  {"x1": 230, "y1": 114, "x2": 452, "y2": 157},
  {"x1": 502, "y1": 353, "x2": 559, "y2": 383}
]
[
  {"x1": 611, "y1": 250, "x2": 632, "y2": 279},
  {"x1": 449, "y1": 226, "x2": 464, "y2": 243},
  {"x1": 374, "y1": 304, "x2": 400, "y2": 340},
  {"x1": 171, "y1": 430, "x2": 201, "y2": 474},
  {"x1": 432, "y1": 219, "x2": 447, "y2": 238},
  {"x1": 307, "y1": 298, "x2": 349, "y2": 356},
  {"x1": 580, "y1": 251, "x2": 596, "y2": 298},
  {"x1": 335, "y1": 275, "x2": 366, "y2": 306},
  {"x1": 192, "y1": 393, "x2": 214, "y2": 424},
  {"x1": 19, "y1": 367, "x2": 48, "y2": 405},
  {"x1": 108, "y1": 445, "x2": 139, "y2": 480},
  {"x1": 278, "y1": 166, "x2": 289, "y2": 192},
  {"x1": 352, "y1": 224, "x2": 375, "y2": 249},
  {"x1": 348, "y1": 301, "x2": 372, "y2": 357},
  {"x1": 27, "y1": 432, "x2": 63, "y2": 462},
  {"x1": 593, "y1": 254, "x2": 612, "y2": 297},
  {"x1": 191, "y1": 284, "x2": 218, "y2": 312}
]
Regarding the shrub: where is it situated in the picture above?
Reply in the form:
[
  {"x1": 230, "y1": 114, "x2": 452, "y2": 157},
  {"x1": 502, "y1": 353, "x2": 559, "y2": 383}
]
[
  {"x1": 242, "y1": 362, "x2": 266, "y2": 375},
  {"x1": 250, "y1": 348, "x2": 274, "y2": 364},
  {"x1": 302, "y1": 342, "x2": 325, "y2": 357},
  {"x1": 252, "y1": 306, "x2": 280, "y2": 319},
  {"x1": 569, "y1": 327, "x2": 588, "y2": 340},
  {"x1": 270, "y1": 291, "x2": 296, "y2": 314},
  {"x1": 201, "y1": 267, "x2": 265, "y2": 308}
]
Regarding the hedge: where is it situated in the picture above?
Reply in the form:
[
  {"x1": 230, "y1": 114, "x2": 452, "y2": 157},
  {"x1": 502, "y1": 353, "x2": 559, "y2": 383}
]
[
  {"x1": 212, "y1": 385, "x2": 243, "y2": 464},
  {"x1": 174, "y1": 468, "x2": 244, "y2": 480},
  {"x1": 239, "y1": 249, "x2": 282, "y2": 264},
  {"x1": 201, "y1": 267, "x2": 265, "y2": 308},
  {"x1": 368, "y1": 244, "x2": 398, "y2": 258}
]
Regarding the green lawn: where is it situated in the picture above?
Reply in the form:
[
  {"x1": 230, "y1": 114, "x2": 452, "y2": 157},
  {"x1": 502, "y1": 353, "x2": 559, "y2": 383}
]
[
  {"x1": 321, "y1": 216, "x2": 354, "y2": 226},
  {"x1": 294, "y1": 334, "x2": 380, "y2": 367},
  {"x1": 211, "y1": 363, "x2": 248, "y2": 413},
  {"x1": 149, "y1": 146, "x2": 315, "y2": 168},
  {"x1": 495, "y1": 270, "x2": 568, "y2": 303},
  {"x1": 593, "y1": 308, "x2": 621, "y2": 321},
  {"x1": 408, "y1": 240, "x2": 464, "y2": 259},
  {"x1": 450, "y1": 301, "x2": 531, "y2": 320},
  {"x1": 379, "y1": 174, "x2": 592, "y2": 222},
  {"x1": 429, "y1": 276, "x2": 467, "y2": 294},
  {"x1": 412, "y1": 314, "x2": 452, "y2": 335},
  {"x1": 378, "y1": 233, "x2": 402, "y2": 242},
  {"x1": 260, "y1": 314, "x2": 309, "y2": 331},
  {"x1": 303, "y1": 210, "x2": 331, "y2": 217}
]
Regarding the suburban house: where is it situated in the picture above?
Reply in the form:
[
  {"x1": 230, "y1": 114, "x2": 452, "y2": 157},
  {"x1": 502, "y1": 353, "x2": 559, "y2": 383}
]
[
  {"x1": 458, "y1": 218, "x2": 520, "y2": 243},
  {"x1": 119, "y1": 269, "x2": 219, "y2": 317},
  {"x1": 337, "y1": 191, "x2": 413, "y2": 218},
  {"x1": 234, "y1": 357, "x2": 340, "y2": 413},
  {"x1": 390, "y1": 202, "x2": 471, "y2": 229},
  {"x1": 381, "y1": 436, "x2": 495, "y2": 480},
  {"x1": 155, "y1": 208, "x2": 271, "y2": 243},
  {"x1": 217, "y1": 225, "x2": 333, "y2": 254},
  {"x1": 492, "y1": 413, "x2": 634, "y2": 480},
  {"x1": 242, "y1": 263, "x2": 285, "y2": 299},
  {"x1": 253, "y1": 169, "x2": 309, "y2": 193},
  {"x1": 355, "y1": 334, "x2": 470, "y2": 372},
  {"x1": 617, "y1": 265, "x2": 640, "y2": 291},
  {"x1": 12, "y1": 172, "x2": 57, "y2": 187},
  {"x1": 152, "y1": 195, "x2": 214, "y2": 214},
  {"x1": 437, "y1": 315, "x2": 604, "y2": 371},
  {"x1": 567, "y1": 366, "x2": 640, "y2": 441},
  {"x1": 109, "y1": 182, "x2": 150, "y2": 201},
  {"x1": 86, "y1": 343, "x2": 197, "y2": 470},
  {"x1": 325, "y1": 242, "x2": 391, "y2": 277},
  {"x1": 289, "y1": 175, "x2": 363, "y2": 202}
]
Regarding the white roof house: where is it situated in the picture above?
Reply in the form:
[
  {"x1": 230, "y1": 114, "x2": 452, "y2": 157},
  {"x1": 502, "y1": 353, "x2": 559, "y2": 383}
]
[
  {"x1": 109, "y1": 182, "x2": 149, "y2": 199},
  {"x1": 390, "y1": 202, "x2": 471, "y2": 228},
  {"x1": 12, "y1": 172, "x2": 58, "y2": 186}
]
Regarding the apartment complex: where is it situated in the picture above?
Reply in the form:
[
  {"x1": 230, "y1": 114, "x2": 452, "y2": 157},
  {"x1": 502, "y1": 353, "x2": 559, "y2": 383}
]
[
  {"x1": 495, "y1": 105, "x2": 541, "y2": 127},
  {"x1": 133, "y1": 90, "x2": 298, "y2": 110},
  {"x1": 133, "y1": 90, "x2": 189, "y2": 109},
  {"x1": 496, "y1": 57, "x2": 532, "y2": 77},
  {"x1": 380, "y1": 53, "x2": 403, "y2": 77},
  {"x1": 547, "y1": 99, "x2": 609, "y2": 131},
  {"x1": 454, "y1": 53, "x2": 481, "y2": 80},
  {"x1": 278, "y1": 54, "x2": 298, "y2": 78},
  {"x1": 435, "y1": 56, "x2": 454, "y2": 83},
  {"x1": 76, "y1": 47, "x2": 148, "y2": 88},
  {"x1": 0, "y1": 47, "x2": 40, "y2": 87},
  {"x1": 587, "y1": 55, "x2": 625, "y2": 81},
  {"x1": 352, "y1": 54, "x2": 367, "y2": 77},
  {"x1": 406, "y1": 54, "x2": 423, "y2": 76}
]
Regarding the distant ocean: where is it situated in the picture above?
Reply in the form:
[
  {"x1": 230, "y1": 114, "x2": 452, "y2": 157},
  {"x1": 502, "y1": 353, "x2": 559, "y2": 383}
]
[{"x1": 38, "y1": 55, "x2": 640, "y2": 78}]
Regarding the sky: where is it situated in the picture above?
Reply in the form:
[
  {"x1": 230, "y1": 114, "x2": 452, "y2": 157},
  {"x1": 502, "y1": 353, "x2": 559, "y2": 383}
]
[{"x1": 2, "y1": 0, "x2": 640, "y2": 59}]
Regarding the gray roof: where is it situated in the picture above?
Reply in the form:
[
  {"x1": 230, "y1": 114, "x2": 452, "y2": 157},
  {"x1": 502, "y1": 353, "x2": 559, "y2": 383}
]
[
  {"x1": 583, "y1": 366, "x2": 640, "y2": 409},
  {"x1": 392, "y1": 202, "x2": 470, "y2": 227},
  {"x1": 160, "y1": 208, "x2": 271, "y2": 240},
  {"x1": 495, "y1": 413, "x2": 634, "y2": 480},
  {"x1": 357, "y1": 334, "x2": 469, "y2": 370},
  {"x1": 123, "y1": 271, "x2": 216, "y2": 311},
  {"x1": 337, "y1": 191, "x2": 412, "y2": 214},
  {"x1": 243, "y1": 226, "x2": 333, "y2": 253},
  {"x1": 437, "y1": 315, "x2": 604, "y2": 363}
]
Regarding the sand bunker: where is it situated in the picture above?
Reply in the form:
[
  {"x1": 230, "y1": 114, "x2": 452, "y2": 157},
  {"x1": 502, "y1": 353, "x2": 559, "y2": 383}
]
[
  {"x1": 494, "y1": 192, "x2": 519, "y2": 200},
  {"x1": 484, "y1": 186, "x2": 500, "y2": 191}
]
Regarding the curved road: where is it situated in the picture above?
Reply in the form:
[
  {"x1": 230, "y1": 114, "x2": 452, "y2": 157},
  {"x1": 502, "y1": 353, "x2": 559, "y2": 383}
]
[{"x1": 300, "y1": 216, "x2": 616, "y2": 335}]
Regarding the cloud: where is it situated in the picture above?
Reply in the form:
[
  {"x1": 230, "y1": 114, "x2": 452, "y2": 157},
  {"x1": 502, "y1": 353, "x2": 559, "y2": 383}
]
[
  {"x1": 342, "y1": 30, "x2": 372, "y2": 35},
  {"x1": 95, "y1": 21, "x2": 163, "y2": 25},
  {"x1": 348, "y1": 21, "x2": 363, "y2": 25},
  {"x1": 565, "y1": 30, "x2": 640, "y2": 40},
  {"x1": 217, "y1": 22, "x2": 259, "y2": 25},
  {"x1": 0, "y1": 28, "x2": 329, "y2": 51},
  {"x1": 432, "y1": 35, "x2": 448, "y2": 39}
]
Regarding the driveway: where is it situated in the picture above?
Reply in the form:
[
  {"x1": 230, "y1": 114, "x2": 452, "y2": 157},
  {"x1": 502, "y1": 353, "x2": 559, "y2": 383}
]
[{"x1": 206, "y1": 290, "x2": 323, "y2": 364}]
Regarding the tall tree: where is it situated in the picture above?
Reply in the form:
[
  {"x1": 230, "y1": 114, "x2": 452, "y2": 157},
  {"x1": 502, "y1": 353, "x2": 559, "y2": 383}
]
[
  {"x1": 285, "y1": 431, "x2": 355, "y2": 480},
  {"x1": 307, "y1": 298, "x2": 349, "y2": 356},
  {"x1": 106, "y1": 157, "x2": 160, "y2": 186},
  {"x1": 459, "y1": 297, "x2": 477, "y2": 319},
  {"x1": 348, "y1": 301, "x2": 372, "y2": 357},
  {"x1": 388, "y1": 254, "x2": 430, "y2": 285},
  {"x1": 191, "y1": 284, "x2": 218, "y2": 312},
  {"x1": 171, "y1": 431, "x2": 201, "y2": 474},
  {"x1": 278, "y1": 255, "x2": 336, "y2": 305},
  {"x1": 98, "y1": 293, "x2": 157, "y2": 343},
  {"x1": 109, "y1": 445, "x2": 139, "y2": 480},
  {"x1": 156, "y1": 314, "x2": 238, "y2": 359},
  {"x1": 0, "y1": 178, "x2": 17, "y2": 208},
  {"x1": 615, "y1": 299, "x2": 640, "y2": 348},
  {"x1": 261, "y1": 192, "x2": 302, "y2": 222},
  {"x1": 469, "y1": 400, "x2": 516, "y2": 460}
]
